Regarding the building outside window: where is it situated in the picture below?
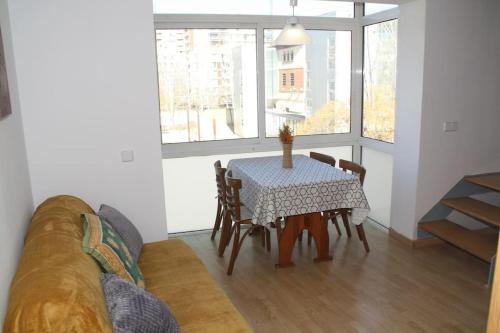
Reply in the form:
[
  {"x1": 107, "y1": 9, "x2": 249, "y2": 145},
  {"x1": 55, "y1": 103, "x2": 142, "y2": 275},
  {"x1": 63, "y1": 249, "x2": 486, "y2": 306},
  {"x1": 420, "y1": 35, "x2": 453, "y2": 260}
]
[
  {"x1": 265, "y1": 29, "x2": 351, "y2": 137},
  {"x1": 156, "y1": 29, "x2": 258, "y2": 143}
]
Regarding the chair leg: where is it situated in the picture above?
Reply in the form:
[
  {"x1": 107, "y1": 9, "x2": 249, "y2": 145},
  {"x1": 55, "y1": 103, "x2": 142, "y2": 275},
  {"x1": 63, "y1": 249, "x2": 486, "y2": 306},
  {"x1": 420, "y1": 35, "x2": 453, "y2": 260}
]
[
  {"x1": 227, "y1": 223, "x2": 241, "y2": 275},
  {"x1": 355, "y1": 223, "x2": 363, "y2": 241},
  {"x1": 227, "y1": 224, "x2": 254, "y2": 275},
  {"x1": 330, "y1": 212, "x2": 342, "y2": 236},
  {"x1": 356, "y1": 224, "x2": 370, "y2": 252},
  {"x1": 276, "y1": 220, "x2": 282, "y2": 245},
  {"x1": 307, "y1": 230, "x2": 312, "y2": 246},
  {"x1": 326, "y1": 212, "x2": 341, "y2": 236},
  {"x1": 211, "y1": 200, "x2": 222, "y2": 240},
  {"x1": 333, "y1": 219, "x2": 342, "y2": 236},
  {"x1": 266, "y1": 228, "x2": 271, "y2": 252},
  {"x1": 340, "y1": 210, "x2": 352, "y2": 238},
  {"x1": 298, "y1": 231, "x2": 303, "y2": 242},
  {"x1": 218, "y1": 212, "x2": 232, "y2": 257}
]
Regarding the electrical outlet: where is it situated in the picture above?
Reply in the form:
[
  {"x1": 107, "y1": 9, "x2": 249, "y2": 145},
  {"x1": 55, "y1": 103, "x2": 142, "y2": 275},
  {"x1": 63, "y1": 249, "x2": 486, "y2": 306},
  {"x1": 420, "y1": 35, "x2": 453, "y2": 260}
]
[
  {"x1": 443, "y1": 122, "x2": 458, "y2": 132},
  {"x1": 121, "y1": 150, "x2": 134, "y2": 162}
]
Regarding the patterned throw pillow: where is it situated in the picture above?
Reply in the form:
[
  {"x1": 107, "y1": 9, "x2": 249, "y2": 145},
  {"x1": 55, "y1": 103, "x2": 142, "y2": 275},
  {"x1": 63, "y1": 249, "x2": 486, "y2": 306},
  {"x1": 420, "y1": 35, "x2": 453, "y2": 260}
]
[
  {"x1": 98, "y1": 204, "x2": 143, "y2": 262},
  {"x1": 82, "y1": 213, "x2": 145, "y2": 288},
  {"x1": 101, "y1": 274, "x2": 180, "y2": 333}
]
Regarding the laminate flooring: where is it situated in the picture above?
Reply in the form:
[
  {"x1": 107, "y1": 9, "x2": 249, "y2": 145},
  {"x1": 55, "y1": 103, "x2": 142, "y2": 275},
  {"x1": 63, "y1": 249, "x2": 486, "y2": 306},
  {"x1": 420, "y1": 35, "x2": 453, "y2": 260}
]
[{"x1": 173, "y1": 222, "x2": 491, "y2": 332}]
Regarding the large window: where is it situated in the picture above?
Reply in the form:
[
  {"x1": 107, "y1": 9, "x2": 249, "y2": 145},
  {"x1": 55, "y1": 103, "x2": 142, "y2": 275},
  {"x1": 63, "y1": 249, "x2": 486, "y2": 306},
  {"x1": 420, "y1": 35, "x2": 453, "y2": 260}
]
[
  {"x1": 362, "y1": 20, "x2": 398, "y2": 143},
  {"x1": 155, "y1": 3, "x2": 399, "y2": 156},
  {"x1": 153, "y1": 0, "x2": 354, "y2": 18},
  {"x1": 156, "y1": 29, "x2": 258, "y2": 143},
  {"x1": 264, "y1": 29, "x2": 351, "y2": 137}
]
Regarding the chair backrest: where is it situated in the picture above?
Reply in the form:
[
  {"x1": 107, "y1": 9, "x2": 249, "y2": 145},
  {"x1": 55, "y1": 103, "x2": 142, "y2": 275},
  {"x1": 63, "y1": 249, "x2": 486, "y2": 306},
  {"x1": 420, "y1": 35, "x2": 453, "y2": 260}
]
[
  {"x1": 310, "y1": 151, "x2": 336, "y2": 167},
  {"x1": 225, "y1": 174, "x2": 242, "y2": 222},
  {"x1": 339, "y1": 159, "x2": 366, "y2": 185},
  {"x1": 214, "y1": 161, "x2": 227, "y2": 207}
]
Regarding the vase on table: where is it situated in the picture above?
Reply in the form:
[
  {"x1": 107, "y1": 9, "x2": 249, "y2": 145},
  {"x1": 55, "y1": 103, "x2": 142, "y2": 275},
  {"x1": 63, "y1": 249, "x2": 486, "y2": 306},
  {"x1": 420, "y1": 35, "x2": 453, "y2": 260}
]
[{"x1": 282, "y1": 143, "x2": 293, "y2": 169}]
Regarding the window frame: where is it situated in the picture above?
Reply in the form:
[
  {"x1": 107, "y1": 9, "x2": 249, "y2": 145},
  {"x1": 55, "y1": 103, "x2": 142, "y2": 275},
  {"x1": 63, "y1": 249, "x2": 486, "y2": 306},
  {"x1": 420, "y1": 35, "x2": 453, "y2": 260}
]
[
  {"x1": 155, "y1": 4, "x2": 398, "y2": 159},
  {"x1": 360, "y1": 6, "x2": 399, "y2": 152}
]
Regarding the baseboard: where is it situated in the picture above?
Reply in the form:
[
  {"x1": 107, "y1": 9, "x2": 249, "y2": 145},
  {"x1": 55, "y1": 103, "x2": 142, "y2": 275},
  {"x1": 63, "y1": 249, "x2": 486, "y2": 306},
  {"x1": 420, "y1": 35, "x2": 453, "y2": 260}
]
[{"x1": 389, "y1": 228, "x2": 444, "y2": 249}]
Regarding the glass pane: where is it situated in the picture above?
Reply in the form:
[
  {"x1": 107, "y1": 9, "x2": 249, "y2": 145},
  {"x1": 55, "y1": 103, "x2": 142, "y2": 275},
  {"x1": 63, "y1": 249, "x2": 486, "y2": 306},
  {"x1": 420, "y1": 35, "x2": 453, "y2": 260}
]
[
  {"x1": 364, "y1": 3, "x2": 398, "y2": 16},
  {"x1": 156, "y1": 29, "x2": 258, "y2": 143},
  {"x1": 264, "y1": 29, "x2": 351, "y2": 137},
  {"x1": 163, "y1": 146, "x2": 352, "y2": 233},
  {"x1": 153, "y1": 0, "x2": 354, "y2": 18},
  {"x1": 362, "y1": 20, "x2": 398, "y2": 143},
  {"x1": 361, "y1": 147, "x2": 393, "y2": 227}
]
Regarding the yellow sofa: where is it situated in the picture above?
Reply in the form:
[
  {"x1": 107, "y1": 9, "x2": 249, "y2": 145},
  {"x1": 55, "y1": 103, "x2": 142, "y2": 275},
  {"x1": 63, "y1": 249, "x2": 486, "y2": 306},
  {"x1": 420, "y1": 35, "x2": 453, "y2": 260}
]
[{"x1": 3, "y1": 195, "x2": 252, "y2": 333}]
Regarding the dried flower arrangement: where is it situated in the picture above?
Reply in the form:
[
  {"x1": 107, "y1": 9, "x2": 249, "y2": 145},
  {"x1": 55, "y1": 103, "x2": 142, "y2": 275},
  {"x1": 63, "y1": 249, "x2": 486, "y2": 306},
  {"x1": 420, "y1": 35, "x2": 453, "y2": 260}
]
[{"x1": 278, "y1": 124, "x2": 294, "y2": 144}]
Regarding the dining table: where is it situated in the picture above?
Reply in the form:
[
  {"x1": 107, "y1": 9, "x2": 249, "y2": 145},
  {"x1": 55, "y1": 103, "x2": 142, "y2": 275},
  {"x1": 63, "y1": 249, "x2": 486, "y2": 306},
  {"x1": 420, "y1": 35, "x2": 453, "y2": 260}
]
[{"x1": 227, "y1": 154, "x2": 370, "y2": 267}]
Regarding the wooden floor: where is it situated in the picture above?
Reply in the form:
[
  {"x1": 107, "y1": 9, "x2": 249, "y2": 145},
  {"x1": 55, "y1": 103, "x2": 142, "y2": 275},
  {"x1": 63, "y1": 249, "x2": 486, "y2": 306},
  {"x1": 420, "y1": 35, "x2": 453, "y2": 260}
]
[{"x1": 173, "y1": 223, "x2": 491, "y2": 333}]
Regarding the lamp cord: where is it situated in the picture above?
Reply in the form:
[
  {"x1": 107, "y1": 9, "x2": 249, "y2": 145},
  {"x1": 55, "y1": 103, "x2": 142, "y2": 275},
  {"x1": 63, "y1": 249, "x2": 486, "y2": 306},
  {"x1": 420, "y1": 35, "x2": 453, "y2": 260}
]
[{"x1": 290, "y1": 0, "x2": 297, "y2": 17}]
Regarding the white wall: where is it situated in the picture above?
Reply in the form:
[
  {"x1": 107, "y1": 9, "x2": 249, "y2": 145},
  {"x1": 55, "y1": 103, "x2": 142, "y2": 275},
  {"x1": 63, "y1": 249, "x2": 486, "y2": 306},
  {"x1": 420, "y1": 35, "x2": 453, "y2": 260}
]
[
  {"x1": 415, "y1": 0, "x2": 500, "y2": 228},
  {"x1": 391, "y1": 0, "x2": 500, "y2": 240},
  {"x1": 390, "y1": 0, "x2": 426, "y2": 239},
  {"x1": 7, "y1": 0, "x2": 168, "y2": 242},
  {"x1": 362, "y1": 147, "x2": 393, "y2": 228},
  {"x1": 0, "y1": 0, "x2": 34, "y2": 324}
]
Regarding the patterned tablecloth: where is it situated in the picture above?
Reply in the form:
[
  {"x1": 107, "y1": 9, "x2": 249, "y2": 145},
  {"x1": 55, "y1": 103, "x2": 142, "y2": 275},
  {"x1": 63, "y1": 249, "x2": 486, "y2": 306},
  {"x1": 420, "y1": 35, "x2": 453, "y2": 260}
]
[{"x1": 227, "y1": 155, "x2": 370, "y2": 228}]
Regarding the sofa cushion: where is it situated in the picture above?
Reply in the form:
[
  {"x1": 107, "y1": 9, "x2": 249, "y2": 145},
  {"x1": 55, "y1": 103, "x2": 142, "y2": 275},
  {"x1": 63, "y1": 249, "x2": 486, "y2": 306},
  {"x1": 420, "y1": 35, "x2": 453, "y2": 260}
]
[
  {"x1": 139, "y1": 239, "x2": 252, "y2": 333},
  {"x1": 82, "y1": 213, "x2": 145, "y2": 288},
  {"x1": 3, "y1": 195, "x2": 114, "y2": 333},
  {"x1": 98, "y1": 204, "x2": 143, "y2": 262},
  {"x1": 101, "y1": 273, "x2": 180, "y2": 333}
]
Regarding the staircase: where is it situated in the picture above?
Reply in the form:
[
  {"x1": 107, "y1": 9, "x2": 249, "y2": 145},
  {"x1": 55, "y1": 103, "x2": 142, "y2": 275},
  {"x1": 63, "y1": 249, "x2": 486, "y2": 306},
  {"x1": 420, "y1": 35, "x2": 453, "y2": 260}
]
[{"x1": 419, "y1": 173, "x2": 500, "y2": 264}]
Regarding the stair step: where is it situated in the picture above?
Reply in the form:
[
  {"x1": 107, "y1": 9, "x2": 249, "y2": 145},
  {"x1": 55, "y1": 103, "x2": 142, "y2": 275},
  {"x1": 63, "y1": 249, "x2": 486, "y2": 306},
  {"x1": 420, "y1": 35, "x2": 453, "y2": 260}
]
[
  {"x1": 440, "y1": 197, "x2": 500, "y2": 228},
  {"x1": 419, "y1": 220, "x2": 498, "y2": 262},
  {"x1": 464, "y1": 173, "x2": 500, "y2": 192}
]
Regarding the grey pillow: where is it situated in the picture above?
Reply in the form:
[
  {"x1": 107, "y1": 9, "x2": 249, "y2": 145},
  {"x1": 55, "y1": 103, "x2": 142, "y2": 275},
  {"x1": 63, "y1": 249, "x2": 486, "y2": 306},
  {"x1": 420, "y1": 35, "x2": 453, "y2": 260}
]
[
  {"x1": 101, "y1": 273, "x2": 180, "y2": 333},
  {"x1": 98, "y1": 204, "x2": 143, "y2": 262}
]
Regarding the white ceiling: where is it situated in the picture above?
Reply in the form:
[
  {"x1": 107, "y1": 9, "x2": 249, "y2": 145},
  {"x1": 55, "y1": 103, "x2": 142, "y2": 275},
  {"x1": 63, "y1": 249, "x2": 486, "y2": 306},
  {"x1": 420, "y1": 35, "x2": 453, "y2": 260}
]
[{"x1": 326, "y1": 0, "x2": 409, "y2": 4}]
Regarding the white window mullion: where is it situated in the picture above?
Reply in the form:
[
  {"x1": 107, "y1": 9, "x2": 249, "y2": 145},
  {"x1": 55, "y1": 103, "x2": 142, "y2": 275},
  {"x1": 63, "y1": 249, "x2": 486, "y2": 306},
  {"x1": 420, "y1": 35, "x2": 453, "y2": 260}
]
[
  {"x1": 351, "y1": 2, "x2": 364, "y2": 163},
  {"x1": 256, "y1": 24, "x2": 266, "y2": 144}
]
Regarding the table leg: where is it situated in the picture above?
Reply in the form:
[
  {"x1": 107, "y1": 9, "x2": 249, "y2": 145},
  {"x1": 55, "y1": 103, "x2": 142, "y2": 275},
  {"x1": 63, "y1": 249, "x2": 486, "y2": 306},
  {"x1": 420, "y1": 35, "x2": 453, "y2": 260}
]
[
  {"x1": 306, "y1": 213, "x2": 333, "y2": 262},
  {"x1": 276, "y1": 215, "x2": 305, "y2": 268}
]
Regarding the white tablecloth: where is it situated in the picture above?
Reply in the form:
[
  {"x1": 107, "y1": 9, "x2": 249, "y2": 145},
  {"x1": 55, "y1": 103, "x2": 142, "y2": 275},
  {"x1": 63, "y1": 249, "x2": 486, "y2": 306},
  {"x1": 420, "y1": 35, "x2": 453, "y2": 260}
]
[{"x1": 227, "y1": 155, "x2": 370, "y2": 227}]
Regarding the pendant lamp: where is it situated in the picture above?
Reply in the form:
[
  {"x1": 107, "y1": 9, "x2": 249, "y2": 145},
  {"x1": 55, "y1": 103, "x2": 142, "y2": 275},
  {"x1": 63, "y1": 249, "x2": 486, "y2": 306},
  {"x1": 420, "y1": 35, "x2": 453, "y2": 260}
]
[{"x1": 272, "y1": 0, "x2": 311, "y2": 47}]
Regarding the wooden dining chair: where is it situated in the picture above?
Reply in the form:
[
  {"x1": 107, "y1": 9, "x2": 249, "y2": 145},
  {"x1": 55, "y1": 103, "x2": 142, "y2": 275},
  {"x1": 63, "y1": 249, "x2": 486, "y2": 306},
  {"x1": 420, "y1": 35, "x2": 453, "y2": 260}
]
[
  {"x1": 212, "y1": 162, "x2": 235, "y2": 257},
  {"x1": 211, "y1": 160, "x2": 224, "y2": 241},
  {"x1": 339, "y1": 159, "x2": 366, "y2": 185},
  {"x1": 309, "y1": 151, "x2": 336, "y2": 167},
  {"x1": 225, "y1": 175, "x2": 267, "y2": 275},
  {"x1": 334, "y1": 159, "x2": 369, "y2": 252},
  {"x1": 302, "y1": 152, "x2": 341, "y2": 245}
]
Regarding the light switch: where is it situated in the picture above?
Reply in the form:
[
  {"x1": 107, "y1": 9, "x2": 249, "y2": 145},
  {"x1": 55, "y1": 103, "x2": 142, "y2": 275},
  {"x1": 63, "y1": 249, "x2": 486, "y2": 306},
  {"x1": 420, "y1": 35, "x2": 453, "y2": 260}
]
[
  {"x1": 443, "y1": 121, "x2": 458, "y2": 132},
  {"x1": 121, "y1": 150, "x2": 134, "y2": 162}
]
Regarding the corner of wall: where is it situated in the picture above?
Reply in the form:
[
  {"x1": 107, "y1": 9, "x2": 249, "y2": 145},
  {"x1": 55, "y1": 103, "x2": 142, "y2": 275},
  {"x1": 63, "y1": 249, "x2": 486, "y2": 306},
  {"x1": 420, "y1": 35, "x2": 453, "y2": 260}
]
[
  {"x1": 0, "y1": 0, "x2": 34, "y2": 325},
  {"x1": 389, "y1": 0, "x2": 426, "y2": 240}
]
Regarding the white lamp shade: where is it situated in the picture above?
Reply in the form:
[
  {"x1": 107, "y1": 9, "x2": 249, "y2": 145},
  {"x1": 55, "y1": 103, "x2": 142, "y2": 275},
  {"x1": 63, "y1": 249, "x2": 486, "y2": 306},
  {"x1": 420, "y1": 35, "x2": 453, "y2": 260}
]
[{"x1": 272, "y1": 22, "x2": 311, "y2": 47}]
